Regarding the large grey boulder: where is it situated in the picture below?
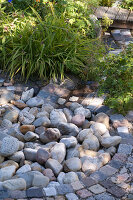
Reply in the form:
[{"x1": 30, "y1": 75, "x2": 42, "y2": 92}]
[
  {"x1": 2, "y1": 178, "x2": 26, "y2": 190},
  {"x1": 4, "y1": 108, "x2": 19, "y2": 123},
  {"x1": 64, "y1": 157, "x2": 81, "y2": 172},
  {"x1": 24, "y1": 131, "x2": 39, "y2": 142},
  {"x1": 19, "y1": 111, "x2": 35, "y2": 125},
  {"x1": 45, "y1": 159, "x2": 63, "y2": 176},
  {"x1": 36, "y1": 148, "x2": 50, "y2": 165},
  {"x1": 33, "y1": 116, "x2": 51, "y2": 127},
  {"x1": 90, "y1": 122, "x2": 107, "y2": 136},
  {"x1": 101, "y1": 136, "x2": 121, "y2": 148},
  {"x1": 82, "y1": 157, "x2": 103, "y2": 173},
  {"x1": 0, "y1": 160, "x2": 19, "y2": 169},
  {"x1": 93, "y1": 112, "x2": 109, "y2": 128},
  {"x1": 57, "y1": 172, "x2": 65, "y2": 184},
  {"x1": 32, "y1": 174, "x2": 49, "y2": 187},
  {"x1": 66, "y1": 145, "x2": 80, "y2": 160},
  {"x1": 60, "y1": 136, "x2": 77, "y2": 148},
  {"x1": 26, "y1": 97, "x2": 44, "y2": 107},
  {"x1": 36, "y1": 111, "x2": 49, "y2": 118},
  {"x1": 0, "y1": 165, "x2": 16, "y2": 181},
  {"x1": 1, "y1": 119, "x2": 12, "y2": 129},
  {"x1": 41, "y1": 104, "x2": 54, "y2": 113},
  {"x1": 50, "y1": 109, "x2": 67, "y2": 127},
  {"x1": 66, "y1": 193, "x2": 79, "y2": 200},
  {"x1": 63, "y1": 108, "x2": 73, "y2": 123},
  {"x1": 58, "y1": 122, "x2": 79, "y2": 136},
  {"x1": 71, "y1": 115, "x2": 85, "y2": 127},
  {"x1": 16, "y1": 164, "x2": 31, "y2": 174},
  {"x1": 21, "y1": 88, "x2": 34, "y2": 102},
  {"x1": 43, "y1": 187, "x2": 57, "y2": 197},
  {"x1": 77, "y1": 129, "x2": 93, "y2": 143},
  {"x1": 40, "y1": 128, "x2": 61, "y2": 144},
  {"x1": 29, "y1": 107, "x2": 38, "y2": 117},
  {"x1": 0, "y1": 91, "x2": 14, "y2": 104},
  {"x1": 70, "y1": 103, "x2": 82, "y2": 111},
  {"x1": 0, "y1": 132, "x2": 8, "y2": 141},
  {"x1": 51, "y1": 143, "x2": 66, "y2": 163},
  {"x1": 82, "y1": 134, "x2": 100, "y2": 151},
  {"x1": 17, "y1": 171, "x2": 43, "y2": 188},
  {"x1": 63, "y1": 172, "x2": 79, "y2": 184},
  {"x1": 0, "y1": 136, "x2": 19, "y2": 157},
  {"x1": 9, "y1": 151, "x2": 25, "y2": 163},
  {"x1": 24, "y1": 148, "x2": 37, "y2": 162},
  {"x1": 74, "y1": 107, "x2": 91, "y2": 118}
]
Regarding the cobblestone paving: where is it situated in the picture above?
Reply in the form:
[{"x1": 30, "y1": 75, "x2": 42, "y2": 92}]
[
  {"x1": 0, "y1": 78, "x2": 132, "y2": 200},
  {"x1": 103, "y1": 29, "x2": 133, "y2": 55}
]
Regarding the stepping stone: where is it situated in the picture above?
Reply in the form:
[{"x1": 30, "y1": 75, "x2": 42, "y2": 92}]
[
  {"x1": 118, "y1": 144, "x2": 133, "y2": 155},
  {"x1": 88, "y1": 184, "x2": 106, "y2": 194},
  {"x1": 117, "y1": 126, "x2": 129, "y2": 133},
  {"x1": 107, "y1": 185, "x2": 126, "y2": 198},
  {"x1": 76, "y1": 189, "x2": 92, "y2": 198}
]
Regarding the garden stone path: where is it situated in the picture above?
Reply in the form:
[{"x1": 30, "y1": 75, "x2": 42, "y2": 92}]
[
  {"x1": 103, "y1": 28, "x2": 133, "y2": 55},
  {"x1": 0, "y1": 74, "x2": 132, "y2": 200}
]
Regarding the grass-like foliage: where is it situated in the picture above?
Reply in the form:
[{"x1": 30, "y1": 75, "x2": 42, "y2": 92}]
[
  {"x1": 0, "y1": 4, "x2": 105, "y2": 81},
  {"x1": 0, "y1": 0, "x2": 105, "y2": 81},
  {"x1": 99, "y1": 44, "x2": 133, "y2": 114}
]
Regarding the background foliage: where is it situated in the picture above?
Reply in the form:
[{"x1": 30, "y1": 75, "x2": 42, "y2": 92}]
[
  {"x1": 99, "y1": 44, "x2": 133, "y2": 114},
  {"x1": 99, "y1": 0, "x2": 115, "y2": 7},
  {"x1": 99, "y1": 0, "x2": 133, "y2": 10},
  {"x1": 0, "y1": 0, "x2": 105, "y2": 80},
  {"x1": 120, "y1": 0, "x2": 133, "y2": 10}
]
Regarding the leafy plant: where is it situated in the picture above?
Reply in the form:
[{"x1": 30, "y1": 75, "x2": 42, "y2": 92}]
[
  {"x1": 1, "y1": 0, "x2": 101, "y2": 38},
  {"x1": 0, "y1": 7, "x2": 105, "y2": 81},
  {"x1": 102, "y1": 15, "x2": 113, "y2": 32},
  {"x1": 99, "y1": 0, "x2": 115, "y2": 7},
  {"x1": 98, "y1": 44, "x2": 133, "y2": 114},
  {"x1": 0, "y1": 0, "x2": 105, "y2": 81},
  {"x1": 120, "y1": 0, "x2": 133, "y2": 10},
  {"x1": 61, "y1": 0, "x2": 101, "y2": 38}
]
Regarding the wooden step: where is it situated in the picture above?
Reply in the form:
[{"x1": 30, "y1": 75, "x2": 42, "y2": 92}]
[{"x1": 95, "y1": 6, "x2": 133, "y2": 29}]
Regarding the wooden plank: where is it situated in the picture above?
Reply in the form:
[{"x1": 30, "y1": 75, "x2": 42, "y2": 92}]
[
  {"x1": 105, "y1": 7, "x2": 120, "y2": 20},
  {"x1": 95, "y1": 6, "x2": 109, "y2": 19},
  {"x1": 109, "y1": 21, "x2": 133, "y2": 29},
  {"x1": 115, "y1": 8, "x2": 130, "y2": 21},
  {"x1": 127, "y1": 11, "x2": 133, "y2": 22}
]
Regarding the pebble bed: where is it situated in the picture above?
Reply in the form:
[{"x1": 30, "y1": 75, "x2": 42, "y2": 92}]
[{"x1": 0, "y1": 74, "x2": 133, "y2": 200}]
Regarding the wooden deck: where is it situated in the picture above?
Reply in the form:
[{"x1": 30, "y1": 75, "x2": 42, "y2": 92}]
[{"x1": 95, "y1": 6, "x2": 133, "y2": 29}]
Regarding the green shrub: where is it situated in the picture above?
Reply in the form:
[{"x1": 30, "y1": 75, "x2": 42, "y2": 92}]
[
  {"x1": 1, "y1": 0, "x2": 101, "y2": 38},
  {"x1": 0, "y1": 0, "x2": 48, "y2": 19},
  {"x1": 99, "y1": 0, "x2": 115, "y2": 7},
  {"x1": 99, "y1": 44, "x2": 133, "y2": 114},
  {"x1": 120, "y1": 0, "x2": 133, "y2": 10},
  {"x1": 0, "y1": 0, "x2": 105, "y2": 81},
  {"x1": 60, "y1": 0, "x2": 100, "y2": 37},
  {"x1": 0, "y1": 7, "x2": 105, "y2": 81}
]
